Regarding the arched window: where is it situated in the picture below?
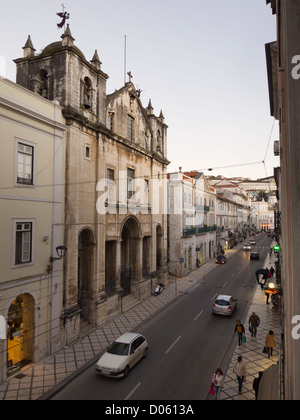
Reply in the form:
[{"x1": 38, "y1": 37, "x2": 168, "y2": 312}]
[
  {"x1": 82, "y1": 77, "x2": 92, "y2": 109},
  {"x1": 34, "y1": 69, "x2": 49, "y2": 99},
  {"x1": 156, "y1": 130, "x2": 162, "y2": 152}
]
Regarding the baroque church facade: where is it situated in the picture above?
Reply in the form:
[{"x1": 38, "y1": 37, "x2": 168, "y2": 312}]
[{"x1": 14, "y1": 25, "x2": 169, "y2": 346}]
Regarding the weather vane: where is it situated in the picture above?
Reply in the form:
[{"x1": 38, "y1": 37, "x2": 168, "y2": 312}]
[{"x1": 57, "y1": 3, "x2": 70, "y2": 29}]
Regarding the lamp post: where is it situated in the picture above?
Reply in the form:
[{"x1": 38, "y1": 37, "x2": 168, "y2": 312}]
[{"x1": 50, "y1": 245, "x2": 67, "y2": 263}]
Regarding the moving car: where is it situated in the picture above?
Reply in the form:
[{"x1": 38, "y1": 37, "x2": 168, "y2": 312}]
[
  {"x1": 243, "y1": 244, "x2": 251, "y2": 251},
  {"x1": 95, "y1": 333, "x2": 148, "y2": 378},
  {"x1": 250, "y1": 252, "x2": 260, "y2": 260},
  {"x1": 215, "y1": 255, "x2": 227, "y2": 264},
  {"x1": 212, "y1": 295, "x2": 237, "y2": 317},
  {"x1": 249, "y1": 239, "x2": 256, "y2": 245}
]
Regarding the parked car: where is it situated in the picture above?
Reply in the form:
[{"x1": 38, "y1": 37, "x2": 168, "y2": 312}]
[
  {"x1": 95, "y1": 333, "x2": 148, "y2": 378},
  {"x1": 250, "y1": 252, "x2": 260, "y2": 260},
  {"x1": 215, "y1": 255, "x2": 227, "y2": 264},
  {"x1": 249, "y1": 239, "x2": 256, "y2": 245},
  {"x1": 212, "y1": 295, "x2": 237, "y2": 317},
  {"x1": 243, "y1": 244, "x2": 251, "y2": 251}
]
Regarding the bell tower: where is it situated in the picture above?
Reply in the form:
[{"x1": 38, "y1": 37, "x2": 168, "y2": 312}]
[{"x1": 14, "y1": 25, "x2": 109, "y2": 124}]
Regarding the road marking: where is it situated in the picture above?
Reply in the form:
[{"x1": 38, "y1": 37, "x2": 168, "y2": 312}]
[
  {"x1": 194, "y1": 309, "x2": 204, "y2": 321},
  {"x1": 124, "y1": 382, "x2": 142, "y2": 400},
  {"x1": 222, "y1": 281, "x2": 228, "y2": 288},
  {"x1": 211, "y1": 293, "x2": 218, "y2": 301},
  {"x1": 231, "y1": 272, "x2": 236, "y2": 277},
  {"x1": 165, "y1": 336, "x2": 182, "y2": 354}
]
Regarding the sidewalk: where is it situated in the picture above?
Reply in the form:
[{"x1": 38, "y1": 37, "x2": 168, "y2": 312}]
[
  {"x1": 0, "y1": 241, "x2": 281, "y2": 401},
  {"x1": 220, "y1": 247, "x2": 281, "y2": 400}
]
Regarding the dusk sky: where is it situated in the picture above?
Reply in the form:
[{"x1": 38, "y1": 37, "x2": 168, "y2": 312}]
[{"x1": 0, "y1": 0, "x2": 279, "y2": 179}]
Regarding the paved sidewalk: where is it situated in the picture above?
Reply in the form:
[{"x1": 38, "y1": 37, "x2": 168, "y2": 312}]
[
  {"x1": 0, "y1": 239, "x2": 280, "y2": 401},
  {"x1": 221, "y1": 248, "x2": 281, "y2": 400}
]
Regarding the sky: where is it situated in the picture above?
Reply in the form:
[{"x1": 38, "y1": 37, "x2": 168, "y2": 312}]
[{"x1": 0, "y1": 0, "x2": 279, "y2": 180}]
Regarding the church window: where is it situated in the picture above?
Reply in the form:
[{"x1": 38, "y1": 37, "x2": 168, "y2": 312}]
[
  {"x1": 127, "y1": 168, "x2": 135, "y2": 199},
  {"x1": 127, "y1": 116, "x2": 134, "y2": 141},
  {"x1": 85, "y1": 146, "x2": 91, "y2": 159},
  {"x1": 82, "y1": 77, "x2": 92, "y2": 109},
  {"x1": 108, "y1": 112, "x2": 114, "y2": 131},
  {"x1": 156, "y1": 130, "x2": 162, "y2": 152},
  {"x1": 35, "y1": 69, "x2": 49, "y2": 99}
]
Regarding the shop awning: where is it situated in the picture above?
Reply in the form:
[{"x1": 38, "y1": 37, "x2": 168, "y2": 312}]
[{"x1": 257, "y1": 364, "x2": 280, "y2": 400}]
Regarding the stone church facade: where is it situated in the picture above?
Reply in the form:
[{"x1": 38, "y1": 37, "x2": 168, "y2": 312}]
[{"x1": 14, "y1": 25, "x2": 169, "y2": 346}]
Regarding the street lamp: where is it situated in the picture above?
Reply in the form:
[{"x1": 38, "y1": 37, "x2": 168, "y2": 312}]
[{"x1": 50, "y1": 245, "x2": 67, "y2": 263}]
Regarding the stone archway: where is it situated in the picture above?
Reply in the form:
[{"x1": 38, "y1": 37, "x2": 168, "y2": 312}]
[
  {"x1": 7, "y1": 294, "x2": 35, "y2": 377},
  {"x1": 120, "y1": 217, "x2": 141, "y2": 297}
]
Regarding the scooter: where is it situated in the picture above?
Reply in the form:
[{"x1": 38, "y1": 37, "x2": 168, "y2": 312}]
[{"x1": 154, "y1": 283, "x2": 163, "y2": 296}]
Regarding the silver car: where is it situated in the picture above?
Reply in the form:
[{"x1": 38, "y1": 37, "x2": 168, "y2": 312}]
[
  {"x1": 95, "y1": 332, "x2": 148, "y2": 378},
  {"x1": 243, "y1": 244, "x2": 251, "y2": 251},
  {"x1": 212, "y1": 294, "x2": 237, "y2": 317}
]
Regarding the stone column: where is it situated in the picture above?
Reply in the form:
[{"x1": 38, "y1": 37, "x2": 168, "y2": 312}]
[
  {"x1": 136, "y1": 236, "x2": 143, "y2": 281},
  {"x1": 116, "y1": 239, "x2": 122, "y2": 291}
]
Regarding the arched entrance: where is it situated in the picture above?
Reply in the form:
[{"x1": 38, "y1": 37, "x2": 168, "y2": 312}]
[
  {"x1": 78, "y1": 228, "x2": 96, "y2": 324},
  {"x1": 121, "y1": 217, "x2": 141, "y2": 296},
  {"x1": 7, "y1": 294, "x2": 35, "y2": 377}
]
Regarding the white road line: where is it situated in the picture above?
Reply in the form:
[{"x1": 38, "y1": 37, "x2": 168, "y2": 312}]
[
  {"x1": 222, "y1": 281, "x2": 228, "y2": 288},
  {"x1": 165, "y1": 336, "x2": 182, "y2": 354},
  {"x1": 194, "y1": 309, "x2": 204, "y2": 322},
  {"x1": 124, "y1": 382, "x2": 142, "y2": 400},
  {"x1": 211, "y1": 293, "x2": 218, "y2": 301}
]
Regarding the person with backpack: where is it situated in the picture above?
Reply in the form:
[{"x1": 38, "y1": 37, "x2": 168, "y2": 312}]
[{"x1": 234, "y1": 320, "x2": 245, "y2": 346}]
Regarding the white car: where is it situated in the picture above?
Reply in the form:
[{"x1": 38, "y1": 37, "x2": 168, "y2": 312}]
[
  {"x1": 243, "y1": 244, "x2": 251, "y2": 251},
  {"x1": 212, "y1": 294, "x2": 237, "y2": 317},
  {"x1": 95, "y1": 332, "x2": 148, "y2": 378}
]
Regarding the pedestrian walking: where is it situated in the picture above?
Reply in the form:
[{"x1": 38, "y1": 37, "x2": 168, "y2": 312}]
[
  {"x1": 270, "y1": 266, "x2": 275, "y2": 277},
  {"x1": 265, "y1": 330, "x2": 276, "y2": 358},
  {"x1": 234, "y1": 320, "x2": 245, "y2": 346},
  {"x1": 212, "y1": 368, "x2": 224, "y2": 400},
  {"x1": 248, "y1": 312, "x2": 260, "y2": 337},
  {"x1": 233, "y1": 356, "x2": 247, "y2": 395}
]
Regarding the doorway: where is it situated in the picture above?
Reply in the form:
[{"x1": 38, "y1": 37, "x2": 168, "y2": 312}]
[
  {"x1": 7, "y1": 294, "x2": 35, "y2": 377},
  {"x1": 121, "y1": 217, "x2": 141, "y2": 296}
]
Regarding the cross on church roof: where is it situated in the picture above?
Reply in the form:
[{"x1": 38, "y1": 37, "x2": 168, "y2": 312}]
[{"x1": 127, "y1": 71, "x2": 133, "y2": 83}]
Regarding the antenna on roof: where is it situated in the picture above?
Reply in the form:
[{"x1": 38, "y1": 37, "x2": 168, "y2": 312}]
[{"x1": 124, "y1": 35, "x2": 127, "y2": 85}]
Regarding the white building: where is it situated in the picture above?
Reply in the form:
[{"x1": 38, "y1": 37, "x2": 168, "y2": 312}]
[{"x1": 0, "y1": 78, "x2": 66, "y2": 382}]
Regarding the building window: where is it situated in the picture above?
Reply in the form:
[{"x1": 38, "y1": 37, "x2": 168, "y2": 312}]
[
  {"x1": 108, "y1": 112, "x2": 114, "y2": 131},
  {"x1": 107, "y1": 168, "x2": 115, "y2": 181},
  {"x1": 17, "y1": 142, "x2": 34, "y2": 185},
  {"x1": 127, "y1": 168, "x2": 135, "y2": 199},
  {"x1": 143, "y1": 179, "x2": 149, "y2": 205},
  {"x1": 15, "y1": 222, "x2": 32, "y2": 265},
  {"x1": 82, "y1": 77, "x2": 92, "y2": 110},
  {"x1": 127, "y1": 116, "x2": 134, "y2": 141},
  {"x1": 85, "y1": 146, "x2": 91, "y2": 159}
]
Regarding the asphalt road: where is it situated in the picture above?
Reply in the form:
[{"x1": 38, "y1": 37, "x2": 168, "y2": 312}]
[{"x1": 52, "y1": 234, "x2": 271, "y2": 401}]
